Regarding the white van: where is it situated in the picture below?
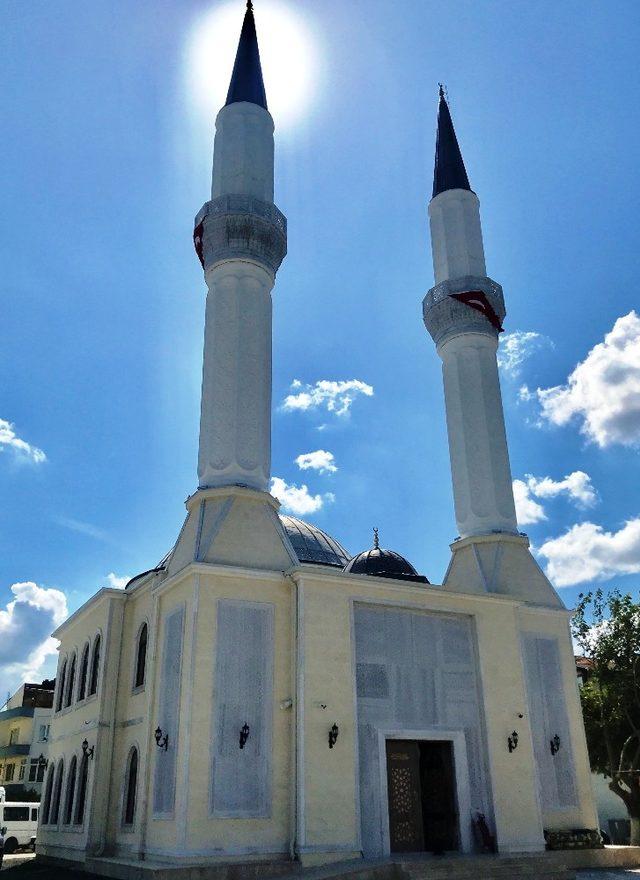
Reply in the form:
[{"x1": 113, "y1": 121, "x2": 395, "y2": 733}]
[{"x1": 0, "y1": 801, "x2": 39, "y2": 852}]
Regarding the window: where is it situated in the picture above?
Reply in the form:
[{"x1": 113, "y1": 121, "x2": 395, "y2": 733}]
[
  {"x1": 56, "y1": 658, "x2": 68, "y2": 712},
  {"x1": 42, "y1": 764, "x2": 55, "y2": 825},
  {"x1": 123, "y1": 748, "x2": 138, "y2": 826},
  {"x1": 77, "y1": 642, "x2": 90, "y2": 701},
  {"x1": 89, "y1": 635, "x2": 101, "y2": 696},
  {"x1": 28, "y1": 758, "x2": 46, "y2": 784},
  {"x1": 18, "y1": 759, "x2": 26, "y2": 781},
  {"x1": 50, "y1": 760, "x2": 64, "y2": 825},
  {"x1": 63, "y1": 755, "x2": 77, "y2": 825},
  {"x1": 134, "y1": 623, "x2": 148, "y2": 689},
  {"x1": 5, "y1": 763, "x2": 15, "y2": 782},
  {"x1": 74, "y1": 754, "x2": 89, "y2": 825},
  {"x1": 3, "y1": 806, "x2": 29, "y2": 822},
  {"x1": 38, "y1": 724, "x2": 50, "y2": 742},
  {"x1": 65, "y1": 653, "x2": 77, "y2": 708},
  {"x1": 9, "y1": 727, "x2": 19, "y2": 745},
  {"x1": 31, "y1": 808, "x2": 38, "y2": 822}
]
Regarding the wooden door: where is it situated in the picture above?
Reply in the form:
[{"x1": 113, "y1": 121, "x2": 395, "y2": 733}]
[
  {"x1": 385, "y1": 740, "x2": 425, "y2": 852},
  {"x1": 420, "y1": 741, "x2": 458, "y2": 853}
]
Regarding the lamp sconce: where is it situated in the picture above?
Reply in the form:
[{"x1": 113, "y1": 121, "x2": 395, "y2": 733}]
[
  {"x1": 239, "y1": 723, "x2": 250, "y2": 750},
  {"x1": 507, "y1": 731, "x2": 519, "y2": 753},
  {"x1": 154, "y1": 726, "x2": 169, "y2": 752},
  {"x1": 328, "y1": 723, "x2": 339, "y2": 749},
  {"x1": 550, "y1": 734, "x2": 561, "y2": 755},
  {"x1": 81, "y1": 739, "x2": 95, "y2": 760},
  {"x1": 37, "y1": 754, "x2": 48, "y2": 769}
]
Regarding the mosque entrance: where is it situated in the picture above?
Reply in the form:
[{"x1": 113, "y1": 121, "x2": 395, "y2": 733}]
[{"x1": 385, "y1": 739, "x2": 458, "y2": 854}]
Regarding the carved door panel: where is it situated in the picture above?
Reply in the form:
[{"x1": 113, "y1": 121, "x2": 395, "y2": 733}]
[{"x1": 386, "y1": 740, "x2": 425, "y2": 852}]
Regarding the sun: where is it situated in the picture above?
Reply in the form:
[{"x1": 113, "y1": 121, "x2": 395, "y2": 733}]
[{"x1": 186, "y1": 1, "x2": 317, "y2": 128}]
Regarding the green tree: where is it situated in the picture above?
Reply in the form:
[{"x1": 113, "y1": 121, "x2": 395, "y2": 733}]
[{"x1": 572, "y1": 589, "x2": 640, "y2": 844}]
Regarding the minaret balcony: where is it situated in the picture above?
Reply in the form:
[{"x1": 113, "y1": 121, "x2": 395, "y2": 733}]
[
  {"x1": 423, "y1": 274, "x2": 506, "y2": 348},
  {"x1": 195, "y1": 194, "x2": 287, "y2": 276}
]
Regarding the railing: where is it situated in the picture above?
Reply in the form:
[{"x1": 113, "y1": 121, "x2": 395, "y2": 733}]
[
  {"x1": 0, "y1": 706, "x2": 34, "y2": 721},
  {"x1": 0, "y1": 744, "x2": 31, "y2": 757},
  {"x1": 195, "y1": 194, "x2": 287, "y2": 235}
]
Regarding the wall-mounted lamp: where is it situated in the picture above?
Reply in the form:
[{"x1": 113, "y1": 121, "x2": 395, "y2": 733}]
[
  {"x1": 37, "y1": 754, "x2": 48, "y2": 769},
  {"x1": 81, "y1": 739, "x2": 95, "y2": 760},
  {"x1": 239, "y1": 723, "x2": 250, "y2": 750},
  {"x1": 507, "y1": 731, "x2": 519, "y2": 753},
  {"x1": 154, "y1": 726, "x2": 169, "y2": 752},
  {"x1": 550, "y1": 734, "x2": 561, "y2": 755},
  {"x1": 328, "y1": 723, "x2": 339, "y2": 749}
]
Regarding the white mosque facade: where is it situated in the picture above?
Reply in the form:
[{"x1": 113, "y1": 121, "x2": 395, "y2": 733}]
[{"x1": 37, "y1": 3, "x2": 599, "y2": 872}]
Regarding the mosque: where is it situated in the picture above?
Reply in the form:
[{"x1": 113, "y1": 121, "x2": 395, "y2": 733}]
[{"x1": 37, "y1": 1, "x2": 599, "y2": 874}]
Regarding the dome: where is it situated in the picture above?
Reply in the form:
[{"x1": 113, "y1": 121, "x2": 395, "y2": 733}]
[
  {"x1": 279, "y1": 515, "x2": 350, "y2": 568},
  {"x1": 344, "y1": 530, "x2": 429, "y2": 584}
]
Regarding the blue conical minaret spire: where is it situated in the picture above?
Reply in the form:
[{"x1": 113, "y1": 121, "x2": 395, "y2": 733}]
[
  {"x1": 432, "y1": 85, "x2": 471, "y2": 198},
  {"x1": 225, "y1": 1, "x2": 268, "y2": 110}
]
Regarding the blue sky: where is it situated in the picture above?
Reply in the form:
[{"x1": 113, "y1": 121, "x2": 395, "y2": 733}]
[{"x1": 2, "y1": 0, "x2": 639, "y2": 694}]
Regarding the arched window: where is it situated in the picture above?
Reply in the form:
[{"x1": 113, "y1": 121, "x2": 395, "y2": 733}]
[
  {"x1": 74, "y1": 754, "x2": 89, "y2": 825},
  {"x1": 123, "y1": 747, "x2": 138, "y2": 826},
  {"x1": 77, "y1": 642, "x2": 90, "y2": 702},
  {"x1": 65, "y1": 654, "x2": 77, "y2": 708},
  {"x1": 63, "y1": 755, "x2": 77, "y2": 824},
  {"x1": 41, "y1": 763, "x2": 55, "y2": 825},
  {"x1": 50, "y1": 759, "x2": 65, "y2": 825},
  {"x1": 134, "y1": 623, "x2": 148, "y2": 689},
  {"x1": 88, "y1": 635, "x2": 101, "y2": 696},
  {"x1": 56, "y1": 659, "x2": 67, "y2": 712}
]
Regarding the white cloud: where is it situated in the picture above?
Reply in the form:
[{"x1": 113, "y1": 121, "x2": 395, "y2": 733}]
[
  {"x1": 513, "y1": 479, "x2": 547, "y2": 525},
  {"x1": 270, "y1": 477, "x2": 334, "y2": 516},
  {"x1": 282, "y1": 379, "x2": 373, "y2": 417},
  {"x1": 513, "y1": 470, "x2": 597, "y2": 527},
  {"x1": 0, "y1": 418, "x2": 46, "y2": 464},
  {"x1": 0, "y1": 582, "x2": 68, "y2": 695},
  {"x1": 518, "y1": 385, "x2": 535, "y2": 403},
  {"x1": 294, "y1": 450, "x2": 337, "y2": 474},
  {"x1": 526, "y1": 471, "x2": 597, "y2": 508},
  {"x1": 535, "y1": 311, "x2": 640, "y2": 447},
  {"x1": 538, "y1": 518, "x2": 640, "y2": 587},
  {"x1": 104, "y1": 573, "x2": 131, "y2": 589},
  {"x1": 498, "y1": 331, "x2": 553, "y2": 377}
]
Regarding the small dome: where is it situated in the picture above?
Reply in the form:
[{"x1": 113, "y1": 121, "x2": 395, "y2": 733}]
[
  {"x1": 279, "y1": 515, "x2": 350, "y2": 568},
  {"x1": 344, "y1": 529, "x2": 429, "y2": 584}
]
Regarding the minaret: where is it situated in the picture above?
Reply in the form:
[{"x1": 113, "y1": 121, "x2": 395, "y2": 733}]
[
  {"x1": 423, "y1": 88, "x2": 518, "y2": 539},
  {"x1": 194, "y1": 0, "x2": 286, "y2": 492}
]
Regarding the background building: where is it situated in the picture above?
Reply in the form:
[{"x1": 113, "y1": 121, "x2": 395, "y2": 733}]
[{"x1": 0, "y1": 681, "x2": 54, "y2": 801}]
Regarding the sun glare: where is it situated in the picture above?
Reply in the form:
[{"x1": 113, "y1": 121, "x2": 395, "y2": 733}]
[{"x1": 186, "y1": 1, "x2": 316, "y2": 127}]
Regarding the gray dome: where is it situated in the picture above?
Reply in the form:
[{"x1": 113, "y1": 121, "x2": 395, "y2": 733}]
[
  {"x1": 279, "y1": 515, "x2": 350, "y2": 568},
  {"x1": 344, "y1": 546, "x2": 429, "y2": 584}
]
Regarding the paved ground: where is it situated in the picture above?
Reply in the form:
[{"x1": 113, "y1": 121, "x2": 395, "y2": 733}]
[
  {"x1": 0, "y1": 853, "x2": 100, "y2": 876},
  {"x1": 2, "y1": 856, "x2": 640, "y2": 879},
  {"x1": 578, "y1": 874, "x2": 640, "y2": 878}
]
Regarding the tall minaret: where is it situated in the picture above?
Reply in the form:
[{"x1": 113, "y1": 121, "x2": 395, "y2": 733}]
[
  {"x1": 194, "y1": 1, "x2": 286, "y2": 492},
  {"x1": 423, "y1": 88, "x2": 518, "y2": 539}
]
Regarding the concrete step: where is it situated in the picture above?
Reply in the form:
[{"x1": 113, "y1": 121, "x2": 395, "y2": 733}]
[
  {"x1": 269, "y1": 855, "x2": 575, "y2": 880},
  {"x1": 85, "y1": 855, "x2": 297, "y2": 880}
]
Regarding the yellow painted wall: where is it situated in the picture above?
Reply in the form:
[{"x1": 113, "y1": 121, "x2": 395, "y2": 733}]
[{"x1": 39, "y1": 556, "x2": 597, "y2": 866}]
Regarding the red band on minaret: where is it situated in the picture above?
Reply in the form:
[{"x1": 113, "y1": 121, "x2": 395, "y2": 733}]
[{"x1": 193, "y1": 221, "x2": 205, "y2": 268}]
